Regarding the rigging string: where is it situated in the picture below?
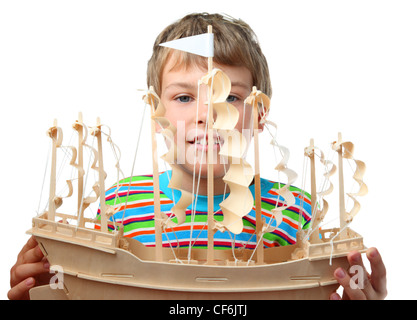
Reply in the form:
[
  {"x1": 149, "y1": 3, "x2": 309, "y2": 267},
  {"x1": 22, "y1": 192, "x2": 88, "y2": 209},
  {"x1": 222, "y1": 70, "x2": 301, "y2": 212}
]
[
  {"x1": 236, "y1": 100, "x2": 257, "y2": 251},
  {"x1": 100, "y1": 124, "x2": 126, "y2": 223},
  {"x1": 40, "y1": 119, "x2": 100, "y2": 226},
  {"x1": 143, "y1": 87, "x2": 192, "y2": 260},
  {"x1": 299, "y1": 137, "x2": 366, "y2": 252},
  {"x1": 299, "y1": 153, "x2": 308, "y2": 231},
  {"x1": 161, "y1": 158, "x2": 181, "y2": 249},
  {"x1": 150, "y1": 88, "x2": 194, "y2": 235},
  {"x1": 46, "y1": 126, "x2": 82, "y2": 217},
  {"x1": 329, "y1": 220, "x2": 352, "y2": 266},
  {"x1": 53, "y1": 131, "x2": 77, "y2": 209},
  {"x1": 254, "y1": 93, "x2": 295, "y2": 246},
  {"x1": 188, "y1": 70, "x2": 236, "y2": 260},
  {"x1": 220, "y1": 85, "x2": 254, "y2": 258},
  {"x1": 224, "y1": 94, "x2": 259, "y2": 254},
  {"x1": 302, "y1": 146, "x2": 335, "y2": 242},
  {"x1": 43, "y1": 117, "x2": 103, "y2": 229},
  {"x1": 37, "y1": 141, "x2": 51, "y2": 216},
  {"x1": 263, "y1": 121, "x2": 285, "y2": 205},
  {"x1": 228, "y1": 97, "x2": 276, "y2": 252},
  {"x1": 187, "y1": 70, "x2": 222, "y2": 258},
  {"x1": 187, "y1": 70, "x2": 241, "y2": 260},
  {"x1": 75, "y1": 122, "x2": 102, "y2": 228},
  {"x1": 188, "y1": 77, "x2": 207, "y2": 262},
  {"x1": 246, "y1": 99, "x2": 270, "y2": 262},
  {"x1": 315, "y1": 147, "x2": 336, "y2": 227},
  {"x1": 265, "y1": 121, "x2": 307, "y2": 240},
  {"x1": 162, "y1": 225, "x2": 184, "y2": 264},
  {"x1": 187, "y1": 69, "x2": 257, "y2": 260},
  {"x1": 75, "y1": 121, "x2": 95, "y2": 227},
  {"x1": 312, "y1": 143, "x2": 338, "y2": 233},
  {"x1": 120, "y1": 96, "x2": 147, "y2": 226},
  {"x1": 237, "y1": 93, "x2": 266, "y2": 258}
]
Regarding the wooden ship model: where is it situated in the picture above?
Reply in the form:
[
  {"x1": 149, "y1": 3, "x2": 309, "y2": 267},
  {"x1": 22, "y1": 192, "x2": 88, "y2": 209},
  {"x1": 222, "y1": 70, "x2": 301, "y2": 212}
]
[{"x1": 28, "y1": 27, "x2": 367, "y2": 300}]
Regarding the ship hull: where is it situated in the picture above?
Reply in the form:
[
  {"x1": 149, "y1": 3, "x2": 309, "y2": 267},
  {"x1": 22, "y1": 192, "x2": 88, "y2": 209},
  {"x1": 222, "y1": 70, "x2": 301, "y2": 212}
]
[
  {"x1": 29, "y1": 231, "x2": 355, "y2": 300},
  {"x1": 31, "y1": 276, "x2": 340, "y2": 300}
]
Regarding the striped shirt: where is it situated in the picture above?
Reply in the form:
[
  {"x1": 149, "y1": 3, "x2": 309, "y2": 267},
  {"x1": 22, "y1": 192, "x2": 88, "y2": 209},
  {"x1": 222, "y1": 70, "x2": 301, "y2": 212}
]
[{"x1": 100, "y1": 171, "x2": 311, "y2": 249}]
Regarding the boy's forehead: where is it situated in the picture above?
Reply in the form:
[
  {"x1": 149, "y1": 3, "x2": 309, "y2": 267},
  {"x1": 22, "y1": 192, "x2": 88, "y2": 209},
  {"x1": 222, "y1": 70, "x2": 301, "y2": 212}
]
[
  {"x1": 161, "y1": 53, "x2": 253, "y2": 92},
  {"x1": 162, "y1": 52, "x2": 206, "y2": 76},
  {"x1": 161, "y1": 60, "x2": 203, "y2": 91}
]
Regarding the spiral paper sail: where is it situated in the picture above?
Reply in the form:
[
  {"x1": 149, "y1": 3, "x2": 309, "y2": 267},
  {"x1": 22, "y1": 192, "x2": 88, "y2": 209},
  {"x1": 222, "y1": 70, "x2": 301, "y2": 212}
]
[
  {"x1": 332, "y1": 136, "x2": 368, "y2": 223},
  {"x1": 304, "y1": 141, "x2": 336, "y2": 229},
  {"x1": 268, "y1": 144, "x2": 297, "y2": 232},
  {"x1": 246, "y1": 90, "x2": 297, "y2": 234},
  {"x1": 74, "y1": 120, "x2": 100, "y2": 217},
  {"x1": 143, "y1": 87, "x2": 193, "y2": 228},
  {"x1": 46, "y1": 122, "x2": 72, "y2": 212},
  {"x1": 200, "y1": 69, "x2": 254, "y2": 234}
]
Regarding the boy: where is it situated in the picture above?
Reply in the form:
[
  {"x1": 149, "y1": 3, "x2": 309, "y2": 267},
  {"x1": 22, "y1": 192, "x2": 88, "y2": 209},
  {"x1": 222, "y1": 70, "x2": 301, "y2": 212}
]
[
  {"x1": 110, "y1": 13, "x2": 310, "y2": 249},
  {"x1": 8, "y1": 13, "x2": 386, "y2": 300}
]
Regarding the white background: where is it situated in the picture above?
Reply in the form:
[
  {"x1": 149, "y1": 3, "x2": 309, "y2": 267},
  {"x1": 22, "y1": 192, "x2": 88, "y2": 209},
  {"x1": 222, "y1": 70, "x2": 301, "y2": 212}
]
[{"x1": 1, "y1": 0, "x2": 416, "y2": 300}]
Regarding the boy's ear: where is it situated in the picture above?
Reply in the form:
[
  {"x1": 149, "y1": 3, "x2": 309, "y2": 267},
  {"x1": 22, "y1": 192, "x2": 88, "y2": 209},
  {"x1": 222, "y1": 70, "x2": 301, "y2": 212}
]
[
  {"x1": 256, "y1": 101, "x2": 269, "y2": 134},
  {"x1": 258, "y1": 116, "x2": 265, "y2": 133},
  {"x1": 257, "y1": 110, "x2": 268, "y2": 133},
  {"x1": 155, "y1": 121, "x2": 163, "y2": 133}
]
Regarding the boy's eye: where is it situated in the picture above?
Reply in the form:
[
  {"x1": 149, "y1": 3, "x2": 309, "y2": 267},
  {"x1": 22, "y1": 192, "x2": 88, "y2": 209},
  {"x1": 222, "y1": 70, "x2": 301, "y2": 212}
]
[
  {"x1": 174, "y1": 95, "x2": 238, "y2": 104},
  {"x1": 176, "y1": 95, "x2": 192, "y2": 103},
  {"x1": 226, "y1": 95, "x2": 238, "y2": 103}
]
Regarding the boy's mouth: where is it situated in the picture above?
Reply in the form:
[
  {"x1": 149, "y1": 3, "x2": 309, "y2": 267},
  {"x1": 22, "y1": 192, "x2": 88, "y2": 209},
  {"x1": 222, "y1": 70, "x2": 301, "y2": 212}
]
[{"x1": 187, "y1": 134, "x2": 223, "y2": 151}]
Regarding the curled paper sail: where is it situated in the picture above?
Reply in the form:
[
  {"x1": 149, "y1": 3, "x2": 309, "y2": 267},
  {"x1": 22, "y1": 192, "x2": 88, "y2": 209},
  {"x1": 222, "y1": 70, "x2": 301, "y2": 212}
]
[
  {"x1": 268, "y1": 143, "x2": 297, "y2": 233},
  {"x1": 143, "y1": 87, "x2": 193, "y2": 229},
  {"x1": 200, "y1": 69, "x2": 254, "y2": 234},
  {"x1": 100, "y1": 125, "x2": 125, "y2": 219},
  {"x1": 47, "y1": 122, "x2": 77, "y2": 211},
  {"x1": 304, "y1": 141, "x2": 336, "y2": 226},
  {"x1": 244, "y1": 87, "x2": 271, "y2": 124},
  {"x1": 270, "y1": 146, "x2": 297, "y2": 228},
  {"x1": 218, "y1": 132, "x2": 254, "y2": 234},
  {"x1": 52, "y1": 146, "x2": 77, "y2": 209},
  {"x1": 159, "y1": 33, "x2": 214, "y2": 58},
  {"x1": 202, "y1": 69, "x2": 239, "y2": 131},
  {"x1": 252, "y1": 106, "x2": 297, "y2": 234},
  {"x1": 75, "y1": 120, "x2": 100, "y2": 216},
  {"x1": 332, "y1": 136, "x2": 368, "y2": 223}
]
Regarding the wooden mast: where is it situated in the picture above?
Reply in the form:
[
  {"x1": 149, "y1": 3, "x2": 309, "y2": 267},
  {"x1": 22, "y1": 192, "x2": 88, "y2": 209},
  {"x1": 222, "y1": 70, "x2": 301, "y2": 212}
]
[
  {"x1": 252, "y1": 87, "x2": 264, "y2": 264},
  {"x1": 336, "y1": 132, "x2": 348, "y2": 239},
  {"x1": 92, "y1": 117, "x2": 108, "y2": 232},
  {"x1": 307, "y1": 139, "x2": 320, "y2": 243},
  {"x1": 47, "y1": 119, "x2": 59, "y2": 221},
  {"x1": 150, "y1": 93, "x2": 163, "y2": 262},
  {"x1": 206, "y1": 25, "x2": 215, "y2": 265},
  {"x1": 73, "y1": 112, "x2": 85, "y2": 228}
]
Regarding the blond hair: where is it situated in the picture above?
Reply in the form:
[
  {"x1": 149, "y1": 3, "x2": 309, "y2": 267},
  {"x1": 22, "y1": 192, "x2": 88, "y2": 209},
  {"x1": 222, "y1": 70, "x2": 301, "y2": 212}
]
[{"x1": 147, "y1": 13, "x2": 272, "y2": 97}]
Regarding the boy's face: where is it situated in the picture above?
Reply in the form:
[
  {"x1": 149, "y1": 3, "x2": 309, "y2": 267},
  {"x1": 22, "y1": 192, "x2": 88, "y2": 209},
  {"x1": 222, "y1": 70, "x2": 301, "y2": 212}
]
[{"x1": 160, "y1": 55, "x2": 254, "y2": 179}]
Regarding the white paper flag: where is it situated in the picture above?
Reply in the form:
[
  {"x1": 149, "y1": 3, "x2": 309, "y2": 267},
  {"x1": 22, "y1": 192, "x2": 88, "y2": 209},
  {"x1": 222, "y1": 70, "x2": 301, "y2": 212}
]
[{"x1": 159, "y1": 33, "x2": 214, "y2": 58}]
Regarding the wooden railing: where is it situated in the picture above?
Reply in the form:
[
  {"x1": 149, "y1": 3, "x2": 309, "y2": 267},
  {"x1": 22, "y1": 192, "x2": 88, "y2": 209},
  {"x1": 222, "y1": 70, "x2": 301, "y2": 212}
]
[
  {"x1": 307, "y1": 228, "x2": 365, "y2": 260},
  {"x1": 32, "y1": 212, "x2": 124, "y2": 248}
]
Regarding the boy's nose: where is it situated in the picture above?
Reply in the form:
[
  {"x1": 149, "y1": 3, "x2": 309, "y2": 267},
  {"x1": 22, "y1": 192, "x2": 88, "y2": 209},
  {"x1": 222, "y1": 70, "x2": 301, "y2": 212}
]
[
  {"x1": 196, "y1": 97, "x2": 216, "y2": 125},
  {"x1": 196, "y1": 99, "x2": 208, "y2": 124}
]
